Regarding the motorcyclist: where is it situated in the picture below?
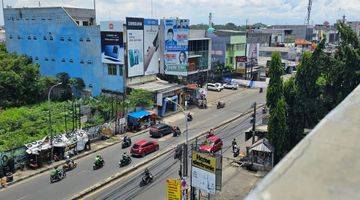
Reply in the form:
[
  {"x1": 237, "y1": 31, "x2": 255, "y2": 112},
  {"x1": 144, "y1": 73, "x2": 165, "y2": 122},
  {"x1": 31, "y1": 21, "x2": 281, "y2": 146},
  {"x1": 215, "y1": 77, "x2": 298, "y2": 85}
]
[
  {"x1": 95, "y1": 155, "x2": 103, "y2": 165},
  {"x1": 123, "y1": 135, "x2": 129, "y2": 142},
  {"x1": 232, "y1": 138, "x2": 237, "y2": 152},
  {"x1": 122, "y1": 152, "x2": 129, "y2": 161},
  {"x1": 187, "y1": 113, "x2": 193, "y2": 121},
  {"x1": 53, "y1": 166, "x2": 61, "y2": 178},
  {"x1": 207, "y1": 128, "x2": 214, "y2": 138},
  {"x1": 144, "y1": 168, "x2": 151, "y2": 181},
  {"x1": 65, "y1": 155, "x2": 72, "y2": 165}
]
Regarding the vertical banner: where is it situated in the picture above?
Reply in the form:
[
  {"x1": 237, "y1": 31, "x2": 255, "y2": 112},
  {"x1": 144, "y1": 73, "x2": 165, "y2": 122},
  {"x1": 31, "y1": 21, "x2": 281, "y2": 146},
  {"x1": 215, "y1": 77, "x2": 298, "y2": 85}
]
[
  {"x1": 144, "y1": 19, "x2": 159, "y2": 75},
  {"x1": 100, "y1": 21, "x2": 124, "y2": 64},
  {"x1": 163, "y1": 19, "x2": 189, "y2": 76},
  {"x1": 166, "y1": 179, "x2": 182, "y2": 200},
  {"x1": 246, "y1": 43, "x2": 259, "y2": 65},
  {"x1": 126, "y1": 17, "x2": 144, "y2": 77}
]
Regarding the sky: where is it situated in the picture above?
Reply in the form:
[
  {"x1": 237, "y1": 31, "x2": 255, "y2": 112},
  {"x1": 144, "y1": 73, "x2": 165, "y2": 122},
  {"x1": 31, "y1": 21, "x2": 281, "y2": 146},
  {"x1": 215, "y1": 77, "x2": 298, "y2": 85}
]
[{"x1": 0, "y1": 0, "x2": 359, "y2": 26}]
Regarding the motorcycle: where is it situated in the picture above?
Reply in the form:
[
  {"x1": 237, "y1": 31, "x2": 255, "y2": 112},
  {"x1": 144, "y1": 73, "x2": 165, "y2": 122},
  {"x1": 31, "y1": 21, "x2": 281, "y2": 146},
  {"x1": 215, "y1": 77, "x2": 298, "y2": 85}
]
[
  {"x1": 217, "y1": 101, "x2": 225, "y2": 109},
  {"x1": 63, "y1": 161, "x2": 77, "y2": 172},
  {"x1": 119, "y1": 156, "x2": 132, "y2": 167},
  {"x1": 262, "y1": 107, "x2": 267, "y2": 114},
  {"x1": 93, "y1": 159, "x2": 105, "y2": 170},
  {"x1": 50, "y1": 169, "x2": 66, "y2": 183},
  {"x1": 233, "y1": 147, "x2": 240, "y2": 157},
  {"x1": 259, "y1": 88, "x2": 263, "y2": 93},
  {"x1": 187, "y1": 113, "x2": 193, "y2": 122},
  {"x1": 140, "y1": 173, "x2": 153, "y2": 187},
  {"x1": 122, "y1": 138, "x2": 132, "y2": 149},
  {"x1": 173, "y1": 127, "x2": 181, "y2": 137}
]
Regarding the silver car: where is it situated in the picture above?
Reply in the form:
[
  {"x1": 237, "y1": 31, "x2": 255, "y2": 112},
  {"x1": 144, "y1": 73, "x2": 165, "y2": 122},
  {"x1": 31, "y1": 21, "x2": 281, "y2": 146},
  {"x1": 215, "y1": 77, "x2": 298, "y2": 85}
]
[{"x1": 223, "y1": 83, "x2": 238, "y2": 90}]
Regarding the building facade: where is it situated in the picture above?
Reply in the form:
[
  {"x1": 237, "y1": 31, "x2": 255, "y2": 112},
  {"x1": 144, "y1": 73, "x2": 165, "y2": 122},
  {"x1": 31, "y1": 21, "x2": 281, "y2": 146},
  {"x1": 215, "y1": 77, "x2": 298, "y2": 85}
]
[{"x1": 4, "y1": 7, "x2": 125, "y2": 96}]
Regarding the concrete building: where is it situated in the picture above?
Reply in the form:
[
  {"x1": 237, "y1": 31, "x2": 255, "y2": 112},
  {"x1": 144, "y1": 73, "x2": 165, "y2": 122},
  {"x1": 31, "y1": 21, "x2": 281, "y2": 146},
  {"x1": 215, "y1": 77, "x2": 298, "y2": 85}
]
[
  {"x1": 246, "y1": 32, "x2": 271, "y2": 47},
  {"x1": 348, "y1": 21, "x2": 360, "y2": 38},
  {"x1": 268, "y1": 25, "x2": 315, "y2": 41},
  {"x1": 4, "y1": 7, "x2": 125, "y2": 96}
]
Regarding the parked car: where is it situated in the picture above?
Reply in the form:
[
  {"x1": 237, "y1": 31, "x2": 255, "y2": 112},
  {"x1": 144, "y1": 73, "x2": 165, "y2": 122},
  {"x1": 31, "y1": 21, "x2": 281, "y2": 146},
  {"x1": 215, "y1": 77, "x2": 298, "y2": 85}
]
[
  {"x1": 199, "y1": 136, "x2": 223, "y2": 153},
  {"x1": 223, "y1": 83, "x2": 238, "y2": 90},
  {"x1": 130, "y1": 139, "x2": 159, "y2": 157},
  {"x1": 207, "y1": 83, "x2": 223, "y2": 92},
  {"x1": 150, "y1": 123, "x2": 177, "y2": 138}
]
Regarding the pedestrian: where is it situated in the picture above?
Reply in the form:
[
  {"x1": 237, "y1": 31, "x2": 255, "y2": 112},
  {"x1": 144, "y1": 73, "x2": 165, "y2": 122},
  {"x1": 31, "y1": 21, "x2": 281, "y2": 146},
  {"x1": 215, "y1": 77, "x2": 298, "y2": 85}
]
[{"x1": 232, "y1": 138, "x2": 237, "y2": 152}]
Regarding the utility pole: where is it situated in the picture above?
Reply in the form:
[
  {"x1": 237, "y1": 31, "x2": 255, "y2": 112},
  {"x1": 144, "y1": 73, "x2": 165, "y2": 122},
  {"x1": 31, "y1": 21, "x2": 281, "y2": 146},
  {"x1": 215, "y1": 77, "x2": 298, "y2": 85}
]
[
  {"x1": 48, "y1": 82, "x2": 62, "y2": 161},
  {"x1": 252, "y1": 102, "x2": 257, "y2": 144}
]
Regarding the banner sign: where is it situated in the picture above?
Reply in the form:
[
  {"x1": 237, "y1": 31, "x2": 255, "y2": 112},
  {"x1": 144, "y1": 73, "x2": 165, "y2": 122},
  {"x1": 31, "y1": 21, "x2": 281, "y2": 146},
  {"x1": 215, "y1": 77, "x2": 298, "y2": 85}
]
[
  {"x1": 126, "y1": 17, "x2": 144, "y2": 77},
  {"x1": 166, "y1": 178, "x2": 181, "y2": 200},
  {"x1": 246, "y1": 43, "x2": 259, "y2": 65},
  {"x1": 163, "y1": 19, "x2": 189, "y2": 76},
  {"x1": 144, "y1": 19, "x2": 159, "y2": 75},
  {"x1": 100, "y1": 21, "x2": 124, "y2": 64},
  {"x1": 192, "y1": 151, "x2": 216, "y2": 173},
  {"x1": 191, "y1": 166, "x2": 216, "y2": 194}
]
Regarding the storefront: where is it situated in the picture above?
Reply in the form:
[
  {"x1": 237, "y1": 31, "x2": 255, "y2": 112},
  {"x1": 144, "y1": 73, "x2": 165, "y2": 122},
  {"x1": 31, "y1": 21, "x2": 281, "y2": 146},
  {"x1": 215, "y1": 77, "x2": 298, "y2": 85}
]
[{"x1": 127, "y1": 109, "x2": 157, "y2": 132}]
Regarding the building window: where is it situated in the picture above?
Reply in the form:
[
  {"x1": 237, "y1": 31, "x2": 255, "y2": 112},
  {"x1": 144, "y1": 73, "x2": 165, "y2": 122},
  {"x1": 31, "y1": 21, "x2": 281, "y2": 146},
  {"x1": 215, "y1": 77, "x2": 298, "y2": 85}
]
[
  {"x1": 27, "y1": 36, "x2": 31, "y2": 40},
  {"x1": 44, "y1": 57, "x2": 49, "y2": 61},
  {"x1": 9, "y1": 35, "x2": 13, "y2": 39},
  {"x1": 86, "y1": 38, "x2": 91, "y2": 42},
  {"x1": 35, "y1": 57, "x2": 39, "y2": 61},
  {"x1": 80, "y1": 60, "x2": 85, "y2": 64},
  {"x1": 61, "y1": 58, "x2": 65, "y2": 62},
  {"x1": 48, "y1": 18, "x2": 52, "y2": 20},
  {"x1": 25, "y1": 18, "x2": 29, "y2": 20},
  {"x1": 41, "y1": 18, "x2": 45, "y2": 21},
  {"x1": 76, "y1": 21, "x2": 80, "y2": 25},
  {"x1": 68, "y1": 37, "x2": 72, "y2": 41},
  {"x1": 51, "y1": 58, "x2": 55, "y2": 62},
  {"x1": 33, "y1": 36, "x2": 37, "y2": 40},
  {"x1": 49, "y1": 36, "x2": 53, "y2": 41},
  {"x1": 32, "y1": 18, "x2": 35, "y2": 20},
  {"x1": 87, "y1": 60, "x2": 93, "y2": 64},
  {"x1": 83, "y1": 21, "x2": 89, "y2": 26},
  {"x1": 17, "y1": 36, "x2": 21, "y2": 39},
  {"x1": 69, "y1": 59, "x2": 74, "y2": 63},
  {"x1": 79, "y1": 38, "x2": 84, "y2": 42},
  {"x1": 60, "y1": 37, "x2": 64, "y2": 41},
  {"x1": 43, "y1": 36, "x2": 47, "y2": 40},
  {"x1": 119, "y1": 65, "x2": 123, "y2": 76},
  {"x1": 108, "y1": 65, "x2": 117, "y2": 75}
]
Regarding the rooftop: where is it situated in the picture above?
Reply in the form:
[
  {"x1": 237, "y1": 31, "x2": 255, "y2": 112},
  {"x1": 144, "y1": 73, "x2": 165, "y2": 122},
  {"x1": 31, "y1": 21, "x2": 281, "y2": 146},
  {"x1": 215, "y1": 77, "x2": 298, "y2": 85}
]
[{"x1": 246, "y1": 84, "x2": 360, "y2": 200}]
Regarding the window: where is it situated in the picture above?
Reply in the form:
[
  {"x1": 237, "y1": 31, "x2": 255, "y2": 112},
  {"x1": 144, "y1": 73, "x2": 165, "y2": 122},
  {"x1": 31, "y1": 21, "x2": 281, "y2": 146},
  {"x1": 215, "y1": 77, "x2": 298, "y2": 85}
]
[
  {"x1": 49, "y1": 36, "x2": 53, "y2": 41},
  {"x1": 119, "y1": 65, "x2": 123, "y2": 76},
  {"x1": 44, "y1": 57, "x2": 49, "y2": 61},
  {"x1": 27, "y1": 36, "x2": 31, "y2": 40},
  {"x1": 9, "y1": 35, "x2": 13, "y2": 39},
  {"x1": 80, "y1": 60, "x2": 85, "y2": 64},
  {"x1": 51, "y1": 58, "x2": 55, "y2": 62},
  {"x1": 61, "y1": 58, "x2": 65, "y2": 62},
  {"x1": 79, "y1": 38, "x2": 84, "y2": 42},
  {"x1": 69, "y1": 59, "x2": 74, "y2": 63},
  {"x1": 83, "y1": 21, "x2": 89, "y2": 26},
  {"x1": 17, "y1": 36, "x2": 21, "y2": 39},
  {"x1": 76, "y1": 21, "x2": 80, "y2": 25},
  {"x1": 43, "y1": 36, "x2": 47, "y2": 40},
  {"x1": 87, "y1": 60, "x2": 93, "y2": 64},
  {"x1": 25, "y1": 18, "x2": 29, "y2": 20},
  {"x1": 35, "y1": 56, "x2": 39, "y2": 60},
  {"x1": 86, "y1": 38, "x2": 91, "y2": 42},
  {"x1": 33, "y1": 36, "x2": 37, "y2": 40},
  {"x1": 60, "y1": 37, "x2": 64, "y2": 41},
  {"x1": 108, "y1": 64, "x2": 117, "y2": 75},
  {"x1": 68, "y1": 37, "x2": 72, "y2": 42}
]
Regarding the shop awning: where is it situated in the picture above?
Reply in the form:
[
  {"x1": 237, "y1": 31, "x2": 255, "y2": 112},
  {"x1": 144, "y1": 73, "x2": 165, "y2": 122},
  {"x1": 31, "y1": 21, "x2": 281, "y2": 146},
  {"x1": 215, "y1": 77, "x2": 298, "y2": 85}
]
[{"x1": 128, "y1": 110, "x2": 151, "y2": 119}]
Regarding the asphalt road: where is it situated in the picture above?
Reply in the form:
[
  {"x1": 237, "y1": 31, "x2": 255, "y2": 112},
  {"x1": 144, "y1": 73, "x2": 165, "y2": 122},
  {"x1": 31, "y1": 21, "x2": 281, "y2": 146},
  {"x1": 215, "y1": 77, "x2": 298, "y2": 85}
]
[
  {"x1": 86, "y1": 110, "x2": 264, "y2": 200},
  {"x1": 0, "y1": 89, "x2": 265, "y2": 200}
]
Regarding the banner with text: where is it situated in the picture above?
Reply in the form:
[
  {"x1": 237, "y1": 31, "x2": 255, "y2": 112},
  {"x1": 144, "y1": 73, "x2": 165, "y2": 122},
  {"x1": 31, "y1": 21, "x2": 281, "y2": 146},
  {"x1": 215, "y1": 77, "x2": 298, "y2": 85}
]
[
  {"x1": 144, "y1": 19, "x2": 159, "y2": 75},
  {"x1": 126, "y1": 17, "x2": 144, "y2": 77},
  {"x1": 163, "y1": 19, "x2": 189, "y2": 76},
  {"x1": 100, "y1": 21, "x2": 124, "y2": 64}
]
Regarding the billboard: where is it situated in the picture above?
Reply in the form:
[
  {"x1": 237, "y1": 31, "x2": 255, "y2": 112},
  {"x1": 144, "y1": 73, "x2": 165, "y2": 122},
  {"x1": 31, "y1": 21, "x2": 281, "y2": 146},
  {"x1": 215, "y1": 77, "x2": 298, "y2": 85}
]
[
  {"x1": 192, "y1": 151, "x2": 217, "y2": 173},
  {"x1": 163, "y1": 19, "x2": 189, "y2": 76},
  {"x1": 100, "y1": 21, "x2": 124, "y2": 64},
  {"x1": 247, "y1": 43, "x2": 259, "y2": 65},
  {"x1": 126, "y1": 17, "x2": 144, "y2": 77},
  {"x1": 191, "y1": 166, "x2": 216, "y2": 194},
  {"x1": 144, "y1": 19, "x2": 159, "y2": 75},
  {"x1": 166, "y1": 179, "x2": 181, "y2": 200}
]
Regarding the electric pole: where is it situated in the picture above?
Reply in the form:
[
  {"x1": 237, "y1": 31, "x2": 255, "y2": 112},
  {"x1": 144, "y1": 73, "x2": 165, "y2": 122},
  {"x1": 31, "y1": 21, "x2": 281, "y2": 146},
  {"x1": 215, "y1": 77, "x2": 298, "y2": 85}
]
[{"x1": 251, "y1": 102, "x2": 257, "y2": 144}]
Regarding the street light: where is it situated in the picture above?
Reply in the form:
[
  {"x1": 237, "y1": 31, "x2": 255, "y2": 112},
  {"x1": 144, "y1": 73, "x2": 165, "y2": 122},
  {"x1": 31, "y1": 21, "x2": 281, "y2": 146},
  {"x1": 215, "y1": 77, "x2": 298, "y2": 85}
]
[
  {"x1": 166, "y1": 97, "x2": 189, "y2": 177},
  {"x1": 48, "y1": 82, "x2": 62, "y2": 162}
]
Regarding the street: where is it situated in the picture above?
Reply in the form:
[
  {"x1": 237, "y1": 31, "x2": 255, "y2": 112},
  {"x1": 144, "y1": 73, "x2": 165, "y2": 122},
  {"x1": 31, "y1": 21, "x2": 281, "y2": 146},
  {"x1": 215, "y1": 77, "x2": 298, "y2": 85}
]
[
  {"x1": 85, "y1": 109, "x2": 264, "y2": 200},
  {"x1": 0, "y1": 89, "x2": 265, "y2": 200}
]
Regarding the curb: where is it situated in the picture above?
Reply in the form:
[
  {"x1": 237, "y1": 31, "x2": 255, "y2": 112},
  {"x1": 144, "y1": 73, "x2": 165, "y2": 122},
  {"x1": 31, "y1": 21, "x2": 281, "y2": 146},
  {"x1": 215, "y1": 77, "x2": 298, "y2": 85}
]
[
  {"x1": 71, "y1": 104, "x2": 265, "y2": 199},
  {"x1": 8, "y1": 129, "x2": 150, "y2": 187}
]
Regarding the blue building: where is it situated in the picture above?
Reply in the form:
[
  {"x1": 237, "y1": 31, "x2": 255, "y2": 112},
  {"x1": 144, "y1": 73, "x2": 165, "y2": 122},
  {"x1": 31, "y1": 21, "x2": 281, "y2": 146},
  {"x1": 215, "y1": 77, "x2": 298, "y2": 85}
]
[{"x1": 4, "y1": 7, "x2": 125, "y2": 96}]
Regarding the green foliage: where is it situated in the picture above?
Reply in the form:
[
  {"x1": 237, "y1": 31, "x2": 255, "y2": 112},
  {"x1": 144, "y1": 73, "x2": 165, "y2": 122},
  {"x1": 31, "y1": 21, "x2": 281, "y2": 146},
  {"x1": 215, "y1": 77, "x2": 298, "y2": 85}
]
[
  {"x1": 266, "y1": 52, "x2": 284, "y2": 111},
  {"x1": 127, "y1": 89, "x2": 154, "y2": 109},
  {"x1": 267, "y1": 98, "x2": 287, "y2": 163}
]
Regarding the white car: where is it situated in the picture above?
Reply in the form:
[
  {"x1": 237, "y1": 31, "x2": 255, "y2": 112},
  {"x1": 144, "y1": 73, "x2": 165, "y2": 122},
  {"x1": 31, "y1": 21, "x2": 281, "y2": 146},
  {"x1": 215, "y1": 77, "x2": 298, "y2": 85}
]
[
  {"x1": 207, "y1": 83, "x2": 224, "y2": 92},
  {"x1": 223, "y1": 83, "x2": 238, "y2": 90}
]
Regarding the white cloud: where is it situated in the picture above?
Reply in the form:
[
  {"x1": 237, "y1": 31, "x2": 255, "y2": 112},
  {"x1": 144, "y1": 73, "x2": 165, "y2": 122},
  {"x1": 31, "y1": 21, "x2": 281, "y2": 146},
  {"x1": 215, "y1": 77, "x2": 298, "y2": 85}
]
[{"x1": 0, "y1": 0, "x2": 359, "y2": 25}]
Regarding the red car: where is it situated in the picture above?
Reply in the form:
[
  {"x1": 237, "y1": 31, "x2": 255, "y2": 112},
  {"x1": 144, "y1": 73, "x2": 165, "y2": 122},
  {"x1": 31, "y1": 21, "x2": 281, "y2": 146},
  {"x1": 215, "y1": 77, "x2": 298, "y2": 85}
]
[
  {"x1": 199, "y1": 136, "x2": 223, "y2": 153},
  {"x1": 130, "y1": 139, "x2": 159, "y2": 157}
]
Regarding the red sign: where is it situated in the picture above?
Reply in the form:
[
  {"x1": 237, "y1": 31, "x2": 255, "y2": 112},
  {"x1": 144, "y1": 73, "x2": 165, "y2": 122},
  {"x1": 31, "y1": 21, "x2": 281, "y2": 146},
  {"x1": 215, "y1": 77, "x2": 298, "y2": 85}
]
[{"x1": 236, "y1": 56, "x2": 247, "y2": 62}]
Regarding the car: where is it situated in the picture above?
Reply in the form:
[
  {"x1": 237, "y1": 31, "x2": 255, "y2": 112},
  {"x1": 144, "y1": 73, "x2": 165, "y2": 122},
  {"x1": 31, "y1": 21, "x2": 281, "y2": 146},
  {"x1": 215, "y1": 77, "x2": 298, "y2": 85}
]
[
  {"x1": 130, "y1": 139, "x2": 159, "y2": 157},
  {"x1": 199, "y1": 136, "x2": 223, "y2": 153},
  {"x1": 150, "y1": 123, "x2": 177, "y2": 138},
  {"x1": 223, "y1": 83, "x2": 238, "y2": 90},
  {"x1": 207, "y1": 83, "x2": 223, "y2": 92}
]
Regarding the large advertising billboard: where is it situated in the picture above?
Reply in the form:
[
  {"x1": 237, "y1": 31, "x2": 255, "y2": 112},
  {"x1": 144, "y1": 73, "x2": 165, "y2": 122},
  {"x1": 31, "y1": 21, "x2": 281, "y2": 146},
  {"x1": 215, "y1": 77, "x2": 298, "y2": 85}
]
[
  {"x1": 247, "y1": 43, "x2": 259, "y2": 65},
  {"x1": 144, "y1": 19, "x2": 159, "y2": 75},
  {"x1": 191, "y1": 166, "x2": 216, "y2": 194},
  {"x1": 163, "y1": 19, "x2": 189, "y2": 76},
  {"x1": 126, "y1": 17, "x2": 144, "y2": 77},
  {"x1": 100, "y1": 21, "x2": 124, "y2": 64}
]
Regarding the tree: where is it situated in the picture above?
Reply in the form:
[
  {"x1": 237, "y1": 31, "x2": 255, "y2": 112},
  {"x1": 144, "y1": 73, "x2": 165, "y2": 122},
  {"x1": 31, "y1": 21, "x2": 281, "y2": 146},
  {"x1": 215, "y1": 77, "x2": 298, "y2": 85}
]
[
  {"x1": 266, "y1": 52, "x2": 284, "y2": 111},
  {"x1": 267, "y1": 98, "x2": 287, "y2": 163},
  {"x1": 127, "y1": 89, "x2": 154, "y2": 109}
]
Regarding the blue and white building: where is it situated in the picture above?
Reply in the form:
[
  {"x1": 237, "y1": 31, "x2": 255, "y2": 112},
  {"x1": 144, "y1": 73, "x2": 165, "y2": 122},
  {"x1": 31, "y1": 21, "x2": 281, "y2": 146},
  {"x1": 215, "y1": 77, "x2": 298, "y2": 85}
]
[{"x1": 4, "y1": 7, "x2": 125, "y2": 96}]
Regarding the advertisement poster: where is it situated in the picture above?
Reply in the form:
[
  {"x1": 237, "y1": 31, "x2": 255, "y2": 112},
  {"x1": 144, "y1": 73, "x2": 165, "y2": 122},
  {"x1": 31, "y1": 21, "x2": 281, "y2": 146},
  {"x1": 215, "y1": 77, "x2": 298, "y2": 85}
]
[
  {"x1": 163, "y1": 19, "x2": 189, "y2": 76},
  {"x1": 126, "y1": 17, "x2": 144, "y2": 77},
  {"x1": 246, "y1": 43, "x2": 259, "y2": 65},
  {"x1": 191, "y1": 166, "x2": 216, "y2": 194},
  {"x1": 144, "y1": 19, "x2": 159, "y2": 75},
  {"x1": 100, "y1": 21, "x2": 124, "y2": 64},
  {"x1": 166, "y1": 179, "x2": 181, "y2": 200}
]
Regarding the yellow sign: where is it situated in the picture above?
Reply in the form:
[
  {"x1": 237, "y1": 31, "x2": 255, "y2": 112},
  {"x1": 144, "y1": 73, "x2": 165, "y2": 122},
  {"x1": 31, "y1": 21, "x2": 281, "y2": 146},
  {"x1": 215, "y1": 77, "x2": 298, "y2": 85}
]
[
  {"x1": 192, "y1": 151, "x2": 216, "y2": 173},
  {"x1": 166, "y1": 179, "x2": 181, "y2": 200}
]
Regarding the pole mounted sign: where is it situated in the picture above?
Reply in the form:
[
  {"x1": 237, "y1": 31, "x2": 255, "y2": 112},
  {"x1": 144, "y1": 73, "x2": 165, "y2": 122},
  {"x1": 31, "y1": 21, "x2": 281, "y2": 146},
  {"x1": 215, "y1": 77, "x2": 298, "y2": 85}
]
[
  {"x1": 192, "y1": 151, "x2": 216, "y2": 173},
  {"x1": 167, "y1": 178, "x2": 182, "y2": 200},
  {"x1": 191, "y1": 151, "x2": 218, "y2": 194}
]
